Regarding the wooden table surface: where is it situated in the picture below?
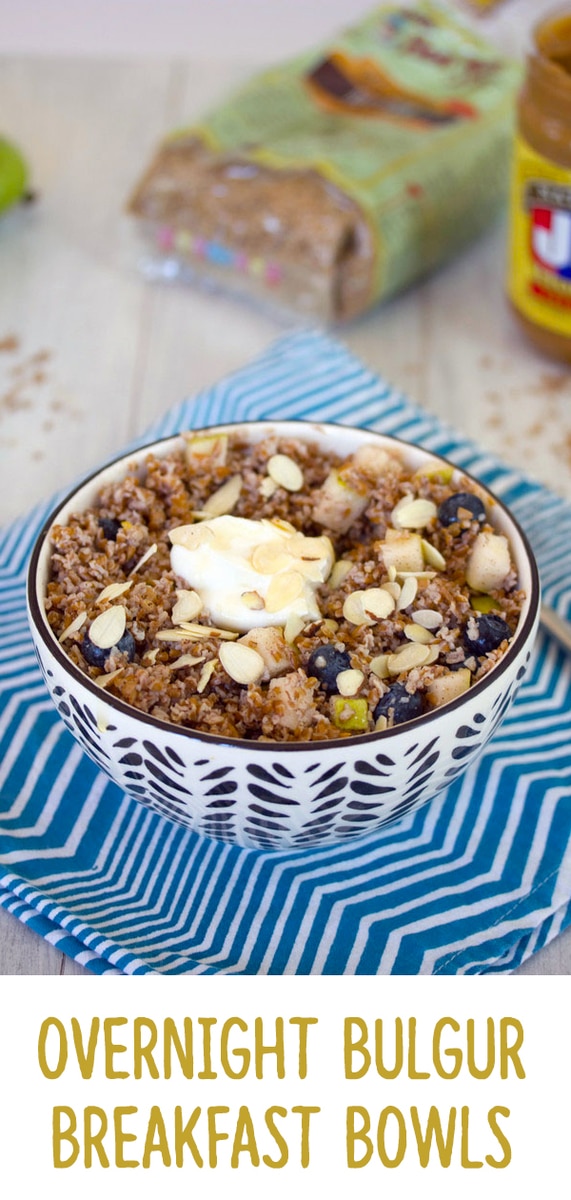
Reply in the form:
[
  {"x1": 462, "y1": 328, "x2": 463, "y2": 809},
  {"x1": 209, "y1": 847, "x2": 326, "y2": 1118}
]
[{"x1": 0, "y1": 0, "x2": 569, "y2": 974}]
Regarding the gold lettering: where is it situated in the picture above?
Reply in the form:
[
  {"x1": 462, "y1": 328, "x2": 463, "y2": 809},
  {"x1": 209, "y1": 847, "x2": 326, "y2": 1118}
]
[
  {"x1": 231, "y1": 1106, "x2": 260, "y2": 1168},
  {"x1": 433, "y1": 1018, "x2": 462, "y2": 1079},
  {"x1": 142, "y1": 1105, "x2": 172, "y2": 1168},
  {"x1": 486, "y1": 1106, "x2": 512, "y2": 1168},
  {"x1": 174, "y1": 1105, "x2": 203, "y2": 1167},
  {"x1": 113, "y1": 1106, "x2": 138, "y2": 1168},
  {"x1": 103, "y1": 1018, "x2": 129, "y2": 1080},
  {"x1": 346, "y1": 1107, "x2": 372, "y2": 1168},
  {"x1": 291, "y1": 1106, "x2": 320, "y2": 1168},
  {"x1": 255, "y1": 1017, "x2": 285, "y2": 1079},
  {"x1": 263, "y1": 1107, "x2": 289, "y2": 1169},
  {"x1": 38, "y1": 1017, "x2": 67, "y2": 1079},
  {"x1": 377, "y1": 1107, "x2": 407, "y2": 1168},
  {"x1": 410, "y1": 1106, "x2": 456, "y2": 1167},
  {"x1": 52, "y1": 1106, "x2": 79, "y2": 1168},
  {"x1": 460, "y1": 1106, "x2": 483, "y2": 1169},
  {"x1": 344, "y1": 1018, "x2": 370, "y2": 1079},
  {"x1": 84, "y1": 1106, "x2": 110, "y2": 1168},
  {"x1": 133, "y1": 1018, "x2": 159, "y2": 1080},
  {"x1": 220, "y1": 1018, "x2": 249, "y2": 1079}
]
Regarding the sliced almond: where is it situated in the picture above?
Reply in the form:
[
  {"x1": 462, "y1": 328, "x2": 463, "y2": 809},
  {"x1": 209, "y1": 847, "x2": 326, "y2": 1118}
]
[
  {"x1": 219, "y1": 641, "x2": 265, "y2": 685},
  {"x1": 170, "y1": 652, "x2": 204, "y2": 670},
  {"x1": 388, "y1": 565, "x2": 397, "y2": 582},
  {"x1": 267, "y1": 453, "x2": 304, "y2": 492},
  {"x1": 404, "y1": 623, "x2": 434, "y2": 645},
  {"x1": 251, "y1": 542, "x2": 291, "y2": 575},
  {"x1": 202, "y1": 474, "x2": 242, "y2": 517},
  {"x1": 387, "y1": 643, "x2": 432, "y2": 674},
  {"x1": 382, "y1": 581, "x2": 401, "y2": 602},
  {"x1": 128, "y1": 543, "x2": 158, "y2": 576},
  {"x1": 242, "y1": 590, "x2": 265, "y2": 610},
  {"x1": 370, "y1": 654, "x2": 390, "y2": 679},
  {"x1": 89, "y1": 605, "x2": 127, "y2": 649},
  {"x1": 265, "y1": 571, "x2": 304, "y2": 614},
  {"x1": 412, "y1": 609, "x2": 444, "y2": 630},
  {"x1": 96, "y1": 580, "x2": 133, "y2": 604},
  {"x1": 169, "y1": 523, "x2": 213, "y2": 549},
  {"x1": 396, "y1": 575, "x2": 418, "y2": 611},
  {"x1": 58, "y1": 611, "x2": 87, "y2": 643},
  {"x1": 283, "y1": 614, "x2": 305, "y2": 643},
  {"x1": 143, "y1": 648, "x2": 160, "y2": 664},
  {"x1": 362, "y1": 588, "x2": 395, "y2": 621},
  {"x1": 337, "y1": 668, "x2": 365, "y2": 697},
  {"x1": 178, "y1": 622, "x2": 239, "y2": 640},
  {"x1": 375, "y1": 714, "x2": 388, "y2": 731},
  {"x1": 264, "y1": 517, "x2": 297, "y2": 535},
  {"x1": 391, "y1": 496, "x2": 437, "y2": 530},
  {"x1": 397, "y1": 570, "x2": 437, "y2": 581},
  {"x1": 284, "y1": 613, "x2": 306, "y2": 644},
  {"x1": 329, "y1": 559, "x2": 353, "y2": 589},
  {"x1": 172, "y1": 589, "x2": 203, "y2": 623},
  {"x1": 321, "y1": 618, "x2": 339, "y2": 634},
  {"x1": 259, "y1": 476, "x2": 277, "y2": 499},
  {"x1": 342, "y1": 592, "x2": 371, "y2": 626},
  {"x1": 421, "y1": 538, "x2": 446, "y2": 570},
  {"x1": 423, "y1": 645, "x2": 441, "y2": 666},
  {"x1": 155, "y1": 629, "x2": 205, "y2": 643},
  {"x1": 95, "y1": 667, "x2": 125, "y2": 689},
  {"x1": 197, "y1": 658, "x2": 218, "y2": 693}
]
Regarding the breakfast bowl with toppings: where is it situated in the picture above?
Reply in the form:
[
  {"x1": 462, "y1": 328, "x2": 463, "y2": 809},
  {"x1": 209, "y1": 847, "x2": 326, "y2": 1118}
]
[{"x1": 27, "y1": 420, "x2": 540, "y2": 850}]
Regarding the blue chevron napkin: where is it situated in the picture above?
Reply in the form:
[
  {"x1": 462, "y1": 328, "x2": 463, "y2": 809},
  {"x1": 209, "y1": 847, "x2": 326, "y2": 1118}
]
[{"x1": 1, "y1": 331, "x2": 570, "y2": 975}]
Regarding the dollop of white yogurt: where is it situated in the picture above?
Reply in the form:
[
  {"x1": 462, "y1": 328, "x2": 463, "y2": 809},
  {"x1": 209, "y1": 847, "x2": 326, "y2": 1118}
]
[{"x1": 169, "y1": 515, "x2": 335, "y2": 633}]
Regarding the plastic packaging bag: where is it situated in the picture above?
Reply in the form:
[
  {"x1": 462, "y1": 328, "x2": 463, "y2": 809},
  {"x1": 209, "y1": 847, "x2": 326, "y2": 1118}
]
[{"x1": 129, "y1": 1, "x2": 520, "y2": 323}]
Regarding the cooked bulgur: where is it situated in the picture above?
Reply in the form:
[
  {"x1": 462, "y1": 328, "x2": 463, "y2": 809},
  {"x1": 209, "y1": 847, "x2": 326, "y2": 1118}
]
[{"x1": 46, "y1": 432, "x2": 525, "y2": 741}]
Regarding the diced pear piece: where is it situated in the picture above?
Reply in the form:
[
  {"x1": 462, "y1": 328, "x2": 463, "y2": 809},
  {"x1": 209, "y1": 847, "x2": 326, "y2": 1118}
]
[
  {"x1": 413, "y1": 460, "x2": 454, "y2": 484},
  {"x1": 470, "y1": 593, "x2": 501, "y2": 614},
  {"x1": 239, "y1": 626, "x2": 296, "y2": 680},
  {"x1": 331, "y1": 696, "x2": 369, "y2": 731},
  {"x1": 426, "y1": 669, "x2": 471, "y2": 708},
  {"x1": 378, "y1": 533, "x2": 424, "y2": 574},
  {"x1": 466, "y1": 532, "x2": 511, "y2": 593},
  {"x1": 183, "y1": 433, "x2": 228, "y2": 470},
  {"x1": 313, "y1": 469, "x2": 368, "y2": 534},
  {"x1": 352, "y1": 444, "x2": 402, "y2": 479}
]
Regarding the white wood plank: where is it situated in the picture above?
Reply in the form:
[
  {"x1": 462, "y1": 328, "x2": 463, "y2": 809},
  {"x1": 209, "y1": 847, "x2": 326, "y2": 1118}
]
[
  {"x1": 0, "y1": 903, "x2": 67, "y2": 974},
  {"x1": 0, "y1": 58, "x2": 176, "y2": 523}
]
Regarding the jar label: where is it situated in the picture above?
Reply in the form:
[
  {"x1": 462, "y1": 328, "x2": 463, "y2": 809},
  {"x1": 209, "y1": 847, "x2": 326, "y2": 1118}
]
[{"x1": 508, "y1": 135, "x2": 571, "y2": 338}]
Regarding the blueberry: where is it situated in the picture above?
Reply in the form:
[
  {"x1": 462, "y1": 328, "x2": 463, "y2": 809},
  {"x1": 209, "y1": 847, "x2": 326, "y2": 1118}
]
[
  {"x1": 462, "y1": 613, "x2": 511, "y2": 656},
  {"x1": 373, "y1": 682, "x2": 424, "y2": 727},
  {"x1": 98, "y1": 517, "x2": 122, "y2": 541},
  {"x1": 307, "y1": 644, "x2": 351, "y2": 693},
  {"x1": 81, "y1": 629, "x2": 136, "y2": 669},
  {"x1": 437, "y1": 492, "x2": 486, "y2": 527}
]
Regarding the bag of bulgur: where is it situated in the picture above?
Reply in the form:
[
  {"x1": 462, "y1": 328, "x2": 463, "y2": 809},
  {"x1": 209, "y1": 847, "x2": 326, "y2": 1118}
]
[{"x1": 129, "y1": 1, "x2": 521, "y2": 323}]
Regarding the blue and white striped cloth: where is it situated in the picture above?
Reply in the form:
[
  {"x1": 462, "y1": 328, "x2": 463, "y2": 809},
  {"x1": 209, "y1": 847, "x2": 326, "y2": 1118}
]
[{"x1": 1, "y1": 331, "x2": 570, "y2": 974}]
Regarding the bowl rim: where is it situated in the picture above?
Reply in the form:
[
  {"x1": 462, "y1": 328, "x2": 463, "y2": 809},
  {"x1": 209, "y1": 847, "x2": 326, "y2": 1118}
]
[{"x1": 27, "y1": 419, "x2": 541, "y2": 754}]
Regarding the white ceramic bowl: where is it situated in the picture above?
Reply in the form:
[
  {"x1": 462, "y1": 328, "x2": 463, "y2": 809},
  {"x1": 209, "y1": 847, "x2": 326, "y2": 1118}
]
[{"x1": 27, "y1": 421, "x2": 540, "y2": 850}]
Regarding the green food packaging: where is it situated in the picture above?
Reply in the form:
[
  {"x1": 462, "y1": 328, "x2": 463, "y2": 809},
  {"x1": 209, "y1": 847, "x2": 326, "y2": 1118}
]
[
  {"x1": 0, "y1": 137, "x2": 29, "y2": 216},
  {"x1": 129, "y1": 1, "x2": 521, "y2": 323}
]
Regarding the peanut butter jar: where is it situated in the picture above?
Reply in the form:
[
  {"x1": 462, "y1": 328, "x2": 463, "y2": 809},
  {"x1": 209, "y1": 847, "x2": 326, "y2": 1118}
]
[
  {"x1": 511, "y1": 10, "x2": 571, "y2": 360},
  {"x1": 508, "y1": 10, "x2": 571, "y2": 362}
]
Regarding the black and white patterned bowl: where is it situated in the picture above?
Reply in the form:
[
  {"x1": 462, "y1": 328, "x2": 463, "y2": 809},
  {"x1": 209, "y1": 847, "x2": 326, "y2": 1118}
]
[{"x1": 27, "y1": 421, "x2": 540, "y2": 851}]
